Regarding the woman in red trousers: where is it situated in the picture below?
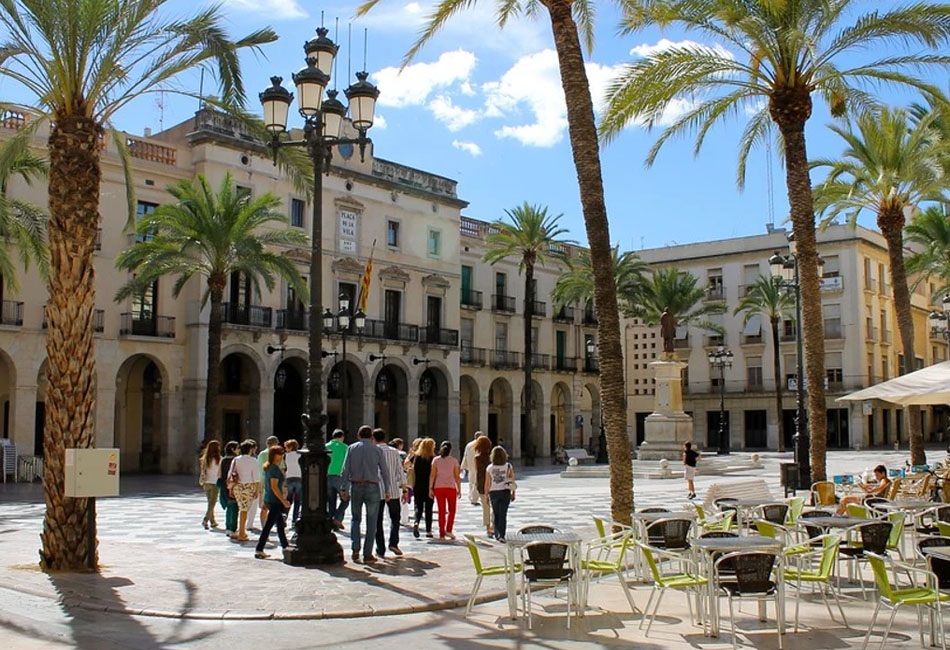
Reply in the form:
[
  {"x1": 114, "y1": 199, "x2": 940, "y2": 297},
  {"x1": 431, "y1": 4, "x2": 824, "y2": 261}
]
[{"x1": 429, "y1": 441, "x2": 461, "y2": 540}]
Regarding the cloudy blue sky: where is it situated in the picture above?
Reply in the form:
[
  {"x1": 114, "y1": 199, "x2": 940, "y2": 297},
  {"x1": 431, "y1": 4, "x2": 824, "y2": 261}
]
[{"x1": 2, "y1": 0, "x2": 937, "y2": 249}]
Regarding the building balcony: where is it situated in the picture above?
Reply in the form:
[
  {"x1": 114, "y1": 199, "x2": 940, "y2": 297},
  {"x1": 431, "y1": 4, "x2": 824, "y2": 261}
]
[
  {"x1": 460, "y1": 289, "x2": 483, "y2": 310},
  {"x1": 0, "y1": 108, "x2": 29, "y2": 131},
  {"x1": 582, "y1": 357, "x2": 600, "y2": 373},
  {"x1": 491, "y1": 349, "x2": 520, "y2": 369},
  {"x1": 553, "y1": 356, "x2": 578, "y2": 372},
  {"x1": 491, "y1": 294, "x2": 516, "y2": 313},
  {"x1": 881, "y1": 329, "x2": 892, "y2": 344},
  {"x1": 460, "y1": 345, "x2": 487, "y2": 366},
  {"x1": 582, "y1": 309, "x2": 597, "y2": 325},
  {"x1": 553, "y1": 305, "x2": 575, "y2": 323},
  {"x1": 526, "y1": 299, "x2": 546, "y2": 318},
  {"x1": 420, "y1": 326, "x2": 459, "y2": 346},
  {"x1": 705, "y1": 335, "x2": 725, "y2": 347},
  {"x1": 363, "y1": 318, "x2": 419, "y2": 344},
  {"x1": 705, "y1": 286, "x2": 725, "y2": 301},
  {"x1": 867, "y1": 325, "x2": 879, "y2": 341},
  {"x1": 0, "y1": 300, "x2": 23, "y2": 326},
  {"x1": 43, "y1": 305, "x2": 104, "y2": 332},
  {"x1": 120, "y1": 313, "x2": 175, "y2": 338},
  {"x1": 780, "y1": 331, "x2": 797, "y2": 342},
  {"x1": 528, "y1": 353, "x2": 550, "y2": 371},
  {"x1": 222, "y1": 302, "x2": 273, "y2": 328},
  {"x1": 864, "y1": 279, "x2": 878, "y2": 292},
  {"x1": 742, "y1": 334, "x2": 764, "y2": 345},
  {"x1": 276, "y1": 309, "x2": 308, "y2": 332},
  {"x1": 125, "y1": 136, "x2": 177, "y2": 166}
]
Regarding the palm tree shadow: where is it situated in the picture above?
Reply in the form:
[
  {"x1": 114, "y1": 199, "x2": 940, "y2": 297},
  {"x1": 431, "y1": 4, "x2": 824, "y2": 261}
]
[
  {"x1": 44, "y1": 571, "x2": 217, "y2": 649},
  {"x1": 314, "y1": 557, "x2": 451, "y2": 607}
]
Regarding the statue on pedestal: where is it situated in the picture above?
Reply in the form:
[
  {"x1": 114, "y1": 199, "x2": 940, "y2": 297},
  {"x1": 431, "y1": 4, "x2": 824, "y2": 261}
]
[{"x1": 660, "y1": 307, "x2": 677, "y2": 359}]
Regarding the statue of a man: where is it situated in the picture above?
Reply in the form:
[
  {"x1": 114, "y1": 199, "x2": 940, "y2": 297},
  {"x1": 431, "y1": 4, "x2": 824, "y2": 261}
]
[{"x1": 660, "y1": 307, "x2": 677, "y2": 356}]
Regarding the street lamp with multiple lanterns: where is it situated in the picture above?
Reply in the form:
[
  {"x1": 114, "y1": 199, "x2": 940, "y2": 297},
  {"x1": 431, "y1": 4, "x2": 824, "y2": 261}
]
[
  {"x1": 928, "y1": 295, "x2": 950, "y2": 342},
  {"x1": 707, "y1": 345, "x2": 734, "y2": 455},
  {"x1": 259, "y1": 27, "x2": 378, "y2": 566}
]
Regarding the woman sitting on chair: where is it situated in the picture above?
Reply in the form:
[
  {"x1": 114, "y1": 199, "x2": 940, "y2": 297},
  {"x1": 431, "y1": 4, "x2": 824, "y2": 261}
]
[{"x1": 836, "y1": 464, "x2": 891, "y2": 515}]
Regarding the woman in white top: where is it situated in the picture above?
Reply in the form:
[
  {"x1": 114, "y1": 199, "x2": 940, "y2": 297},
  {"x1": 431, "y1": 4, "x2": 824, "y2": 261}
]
[
  {"x1": 227, "y1": 439, "x2": 261, "y2": 542},
  {"x1": 284, "y1": 439, "x2": 302, "y2": 524},
  {"x1": 484, "y1": 446, "x2": 515, "y2": 542},
  {"x1": 199, "y1": 440, "x2": 222, "y2": 529}
]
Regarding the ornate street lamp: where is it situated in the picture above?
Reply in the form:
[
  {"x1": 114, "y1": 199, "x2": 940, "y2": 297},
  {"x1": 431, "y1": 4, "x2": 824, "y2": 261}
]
[
  {"x1": 928, "y1": 295, "x2": 950, "y2": 343},
  {"x1": 707, "y1": 345, "x2": 734, "y2": 455},
  {"x1": 260, "y1": 27, "x2": 378, "y2": 566},
  {"x1": 326, "y1": 293, "x2": 365, "y2": 437}
]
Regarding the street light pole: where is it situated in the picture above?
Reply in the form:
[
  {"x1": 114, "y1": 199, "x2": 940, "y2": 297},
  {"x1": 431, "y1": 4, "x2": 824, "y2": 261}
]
[
  {"x1": 707, "y1": 345, "x2": 733, "y2": 455},
  {"x1": 260, "y1": 27, "x2": 378, "y2": 566},
  {"x1": 327, "y1": 294, "x2": 365, "y2": 439}
]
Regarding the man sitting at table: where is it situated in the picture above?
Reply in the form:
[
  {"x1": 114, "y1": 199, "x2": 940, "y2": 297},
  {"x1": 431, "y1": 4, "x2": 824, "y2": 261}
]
[{"x1": 836, "y1": 464, "x2": 891, "y2": 515}]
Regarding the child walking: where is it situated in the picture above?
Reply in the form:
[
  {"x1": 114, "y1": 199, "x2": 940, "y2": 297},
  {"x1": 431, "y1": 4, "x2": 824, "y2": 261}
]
[{"x1": 683, "y1": 441, "x2": 699, "y2": 499}]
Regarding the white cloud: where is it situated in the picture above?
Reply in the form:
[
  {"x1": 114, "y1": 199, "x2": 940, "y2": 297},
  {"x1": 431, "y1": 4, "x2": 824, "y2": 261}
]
[
  {"x1": 629, "y1": 38, "x2": 734, "y2": 61},
  {"x1": 220, "y1": 0, "x2": 306, "y2": 19},
  {"x1": 373, "y1": 50, "x2": 477, "y2": 108},
  {"x1": 428, "y1": 95, "x2": 479, "y2": 131},
  {"x1": 452, "y1": 140, "x2": 482, "y2": 156},
  {"x1": 373, "y1": 113, "x2": 388, "y2": 130}
]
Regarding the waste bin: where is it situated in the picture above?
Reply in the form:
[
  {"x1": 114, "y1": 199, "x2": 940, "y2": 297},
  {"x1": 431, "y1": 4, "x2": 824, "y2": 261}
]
[{"x1": 780, "y1": 462, "x2": 799, "y2": 497}]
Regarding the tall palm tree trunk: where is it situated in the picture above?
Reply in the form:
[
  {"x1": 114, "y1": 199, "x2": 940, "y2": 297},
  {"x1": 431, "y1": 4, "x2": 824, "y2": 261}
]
[
  {"x1": 204, "y1": 279, "x2": 226, "y2": 445},
  {"x1": 544, "y1": 0, "x2": 632, "y2": 522},
  {"x1": 40, "y1": 115, "x2": 102, "y2": 571},
  {"x1": 880, "y1": 209, "x2": 924, "y2": 465},
  {"x1": 771, "y1": 90, "x2": 828, "y2": 482},
  {"x1": 523, "y1": 262, "x2": 534, "y2": 460},
  {"x1": 770, "y1": 316, "x2": 785, "y2": 452}
]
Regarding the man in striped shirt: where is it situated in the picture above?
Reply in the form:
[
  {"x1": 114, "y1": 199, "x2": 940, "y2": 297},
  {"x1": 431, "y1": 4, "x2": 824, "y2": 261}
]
[{"x1": 373, "y1": 428, "x2": 407, "y2": 557}]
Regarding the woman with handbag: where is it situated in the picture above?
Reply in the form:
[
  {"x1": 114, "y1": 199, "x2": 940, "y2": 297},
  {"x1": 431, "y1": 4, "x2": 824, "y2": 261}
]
[
  {"x1": 227, "y1": 439, "x2": 260, "y2": 542},
  {"x1": 198, "y1": 440, "x2": 221, "y2": 529},
  {"x1": 473, "y1": 435, "x2": 494, "y2": 537},
  {"x1": 486, "y1": 446, "x2": 515, "y2": 543}
]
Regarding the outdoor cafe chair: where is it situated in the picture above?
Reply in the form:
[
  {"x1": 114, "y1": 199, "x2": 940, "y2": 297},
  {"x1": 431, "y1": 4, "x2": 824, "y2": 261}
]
[
  {"x1": 864, "y1": 497, "x2": 891, "y2": 517},
  {"x1": 714, "y1": 550, "x2": 784, "y2": 650},
  {"x1": 939, "y1": 521, "x2": 950, "y2": 537},
  {"x1": 754, "y1": 503, "x2": 790, "y2": 527},
  {"x1": 591, "y1": 516, "x2": 632, "y2": 560},
  {"x1": 637, "y1": 540, "x2": 708, "y2": 637},
  {"x1": 846, "y1": 503, "x2": 871, "y2": 519},
  {"x1": 839, "y1": 520, "x2": 892, "y2": 598},
  {"x1": 645, "y1": 517, "x2": 692, "y2": 553},
  {"x1": 755, "y1": 520, "x2": 810, "y2": 560},
  {"x1": 782, "y1": 534, "x2": 848, "y2": 632},
  {"x1": 796, "y1": 510, "x2": 835, "y2": 544},
  {"x1": 518, "y1": 524, "x2": 560, "y2": 535},
  {"x1": 785, "y1": 497, "x2": 805, "y2": 527},
  {"x1": 462, "y1": 534, "x2": 521, "y2": 618},
  {"x1": 861, "y1": 552, "x2": 949, "y2": 650},
  {"x1": 811, "y1": 481, "x2": 837, "y2": 507},
  {"x1": 521, "y1": 541, "x2": 576, "y2": 629},
  {"x1": 580, "y1": 529, "x2": 639, "y2": 614},
  {"x1": 917, "y1": 504, "x2": 950, "y2": 536},
  {"x1": 916, "y1": 536, "x2": 950, "y2": 590},
  {"x1": 694, "y1": 503, "x2": 735, "y2": 533}
]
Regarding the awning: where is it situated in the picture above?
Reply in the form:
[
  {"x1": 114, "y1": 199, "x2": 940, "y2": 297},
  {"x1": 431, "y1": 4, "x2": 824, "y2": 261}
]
[
  {"x1": 742, "y1": 315, "x2": 761, "y2": 336},
  {"x1": 837, "y1": 360, "x2": 950, "y2": 406}
]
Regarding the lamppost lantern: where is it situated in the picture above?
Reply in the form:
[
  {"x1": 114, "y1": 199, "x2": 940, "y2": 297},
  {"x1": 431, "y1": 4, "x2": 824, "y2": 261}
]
[
  {"x1": 354, "y1": 308, "x2": 366, "y2": 331},
  {"x1": 259, "y1": 77, "x2": 293, "y2": 133},
  {"x1": 275, "y1": 366, "x2": 288, "y2": 390},
  {"x1": 930, "y1": 295, "x2": 950, "y2": 341},
  {"x1": 260, "y1": 24, "x2": 378, "y2": 567},
  {"x1": 708, "y1": 345, "x2": 733, "y2": 455}
]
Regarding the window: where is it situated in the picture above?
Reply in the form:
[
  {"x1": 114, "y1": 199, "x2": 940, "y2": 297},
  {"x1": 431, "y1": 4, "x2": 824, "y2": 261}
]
[
  {"x1": 135, "y1": 201, "x2": 158, "y2": 242},
  {"x1": 386, "y1": 220, "x2": 400, "y2": 248},
  {"x1": 880, "y1": 309, "x2": 888, "y2": 342},
  {"x1": 427, "y1": 228, "x2": 441, "y2": 257},
  {"x1": 461, "y1": 318, "x2": 474, "y2": 347},
  {"x1": 867, "y1": 352, "x2": 875, "y2": 383},
  {"x1": 782, "y1": 319, "x2": 796, "y2": 339},
  {"x1": 826, "y1": 352, "x2": 843, "y2": 386},
  {"x1": 898, "y1": 354, "x2": 906, "y2": 376},
  {"x1": 879, "y1": 262, "x2": 887, "y2": 294},
  {"x1": 864, "y1": 257, "x2": 874, "y2": 290},
  {"x1": 824, "y1": 304, "x2": 841, "y2": 338},
  {"x1": 822, "y1": 255, "x2": 840, "y2": 277},
  {"x1": 290, "y1": 198, "x2": 305, "y2": 228},
  {"x1": 236, "y1": 185, "x2": 252, "y2": 200},
  {"x1": 495, "y1": 322, "x2": 508, "y2": 351},
  {"x1": 707, "y1": 268, "x2": 724, "y2": 300},
  {"x1": 746, "y1": 356, "x2": 763, "y2": 387},
  {"x1": 882, "y1": 356, "x2": 889, "y2": 381}
]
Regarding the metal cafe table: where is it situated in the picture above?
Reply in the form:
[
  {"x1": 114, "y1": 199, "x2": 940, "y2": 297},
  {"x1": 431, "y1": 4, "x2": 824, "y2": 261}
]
[
  {"x1": 504, "y1": 529, "x2": 583, "y2": 619},
  {"x1": 693, "y1": 535, "x2": 784, "y2": 637}
]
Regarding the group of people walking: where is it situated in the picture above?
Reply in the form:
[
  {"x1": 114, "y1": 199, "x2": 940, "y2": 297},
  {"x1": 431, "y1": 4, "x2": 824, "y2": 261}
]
[{"x1": 198, "y1": 428, "x2": 516, "y2": 561}]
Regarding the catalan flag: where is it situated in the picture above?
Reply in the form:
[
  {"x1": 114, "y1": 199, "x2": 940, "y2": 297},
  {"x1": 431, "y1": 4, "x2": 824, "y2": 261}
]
[{"x1": 357, "y1": 240, "x2": 375, "y2": 313}]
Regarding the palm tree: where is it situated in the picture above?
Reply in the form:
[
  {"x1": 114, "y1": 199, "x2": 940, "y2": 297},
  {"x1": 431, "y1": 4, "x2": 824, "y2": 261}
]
[
  {"x1": 357, "y1": 0, "x2": 635, "y2": 526},
  {"x1": 812, "y1": 107, "x2": 948, "y2": 465},
  {"x1": 907, "y1": 206, "x2": 950, "y2": 295},
  {"x1": 116, "y1": 174, "x2": 308, "y2": 447},
  {"x1": 483, "y1": 203, "x2": 572, "y2": 461},
  {"x1": 0, "y1": 0, "x2": 276, "y2": 571},
  {"x1": 734, "y1": 275, "x2": 794, "y2": 452},
  {"x1": 552, "y1": 247, "x2": 651, "y2": 317},
  {"x1": 600, "y1": 0, "x2": 950, "y2": 482},
  {"x1": 636, "y1": 267, "x2": 726, "y2": 332},
  {"x1": 0, "y1": 131, "x2": 48, "y2": 287}
]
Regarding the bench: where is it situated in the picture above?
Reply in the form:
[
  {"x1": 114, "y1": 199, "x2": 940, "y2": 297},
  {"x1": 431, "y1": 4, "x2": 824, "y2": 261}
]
[
  {"x1": 565, "y1": 449, "x2": 595, "y2": 464},
  {"x1": 702, "y1": 478, "x2": 775, "y2": 510}
]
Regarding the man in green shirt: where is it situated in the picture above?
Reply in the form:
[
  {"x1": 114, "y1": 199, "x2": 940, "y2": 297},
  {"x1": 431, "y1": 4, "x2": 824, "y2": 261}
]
[{"x1": 327, "y1": 429, "x2": 349, "y2": 530}]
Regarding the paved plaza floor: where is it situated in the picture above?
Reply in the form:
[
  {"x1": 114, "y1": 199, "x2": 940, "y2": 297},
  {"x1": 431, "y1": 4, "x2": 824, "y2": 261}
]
[{"x1": 0, "y1": 448, "x2": 947, "y2": 648}]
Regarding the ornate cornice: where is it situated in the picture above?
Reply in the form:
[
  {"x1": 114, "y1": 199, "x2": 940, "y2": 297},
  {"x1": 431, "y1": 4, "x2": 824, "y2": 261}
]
[
  {"x1": 331, "y1": 257, "x2": 364, "y2": 275},
  {"x1": 378, "y1": 265, "x2": 411, "y2": 283},
  {"x1": 421, "y1": 273, "x2": 450, "y2": 288}
]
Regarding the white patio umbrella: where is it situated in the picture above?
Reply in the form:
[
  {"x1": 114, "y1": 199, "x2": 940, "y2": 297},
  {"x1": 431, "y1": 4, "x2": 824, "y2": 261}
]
[{"x1": 837, "y1": 360, "x2": 950, "y2": 406}]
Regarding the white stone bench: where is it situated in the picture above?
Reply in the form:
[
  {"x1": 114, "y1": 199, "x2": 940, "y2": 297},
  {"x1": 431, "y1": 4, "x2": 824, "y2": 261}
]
[
  {"x1": 702, "y1": 478, "x2": 775, "y2": 509},
  {"x1": 565, "y1": 449, "x2": 595, "y2": 464}
]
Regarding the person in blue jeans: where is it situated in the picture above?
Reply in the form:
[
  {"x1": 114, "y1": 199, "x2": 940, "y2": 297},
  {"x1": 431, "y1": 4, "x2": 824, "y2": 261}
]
[
  {"x1": 283, "y1": 439, "x2": 302, "y2": 525},
  {"x1": 326, "y1": 429, "x2": 349, "y2": 529},
  {"x1": 486, "y1": 445, "x2": 515, "y2": 542},
  {"x1": 255, "y1": 445, "x2": 291, "y2": 559},
  {"x1": 340, "y1": 425, "x2": 392, "y2": 563}
]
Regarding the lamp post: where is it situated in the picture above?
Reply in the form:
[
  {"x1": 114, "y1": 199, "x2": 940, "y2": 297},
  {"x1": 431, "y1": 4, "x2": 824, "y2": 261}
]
[
  {"x1": 260, "y1": 27, "x2": 379, "y2": 566},
  {"x1": 928, "y1": 295, "x2": 950, "y2": 343},
  {"x1": 769, "y1": 240, "x2": 813, "y2": 488},
  {"x1": 324, "y1": 294, "x2": 365, "y2": 439},
  {"x1": 707, "y1": 345, "x2": 734, "y2": 455},
  {"x1": 585, "y1": 338, "x2": 608, "y2": 463}
]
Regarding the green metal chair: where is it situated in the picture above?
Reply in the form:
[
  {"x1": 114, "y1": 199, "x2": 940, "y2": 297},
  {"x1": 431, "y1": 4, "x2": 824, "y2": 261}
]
[
  {"x1": 785, "y1": 496, "x2": 805, "y2": 527},
  {"x1": 591, "y1": 515, "x2": 632, "y2": 559},
  {"x1": 862, "y1": 552, "x2": 949, "y2": 650},
  {"x1": 637, "y1": 540, "x2": 708, "y2": 637},
  {"x1": 846, "y1": 503, "x2": 870, "y2": 519},
  {"x1": 580, "y1": 529, "x2": 639, "y2": 614},
  {"x1": 694, "y1": 502, "x2": 735, "y2": 533},
  {"x1": 937, "y1": 521, "x2": 950, "y2": 537},
  {"x1": 463, "y1": 534, "x2": 521, "y2": 617},
  {"x1": 782, "y1": 534, "x2": 848, "y2": 632}
]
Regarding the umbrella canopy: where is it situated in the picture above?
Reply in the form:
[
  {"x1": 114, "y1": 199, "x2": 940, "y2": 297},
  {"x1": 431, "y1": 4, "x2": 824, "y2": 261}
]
[{"x1": 837, "y1": 360, "x2": 950, "y2": 406}]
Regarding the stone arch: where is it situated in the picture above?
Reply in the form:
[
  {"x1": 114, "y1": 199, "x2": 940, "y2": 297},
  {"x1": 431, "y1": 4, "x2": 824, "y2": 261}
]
[
  {"x1": 550, "y1": 381, "x2": 572, "y2": 449},
  {"x1": 520, "y1": 380, "x2": 545, "y2": 458},
  {"x1": 372, "y1": 362, "x2": 409, "y2": 440},
  {"x1": 327, "y1": 350, "x2": 368, "y2": 440},
  {"x1": 459, "y1": 375, "x2": 480, "y2": 447},
  {"x1": 487, "y1": 377, "x2": 513, "y2": 452},
  {"x1": 218, "y1": 349, "x2": 263, "y2": 443},
  {"x1": 0, "y1": 348, "x2": 16, "y2": 443},
  {"x1": 114, "y1": 353, "x2": 170, "y2": 473},
  {"x1": 579, "y1": 382, "x2": 601, "y2": 451},
  {"x1": 417, "y1": 364, "x2": 449, "y2": 440}
]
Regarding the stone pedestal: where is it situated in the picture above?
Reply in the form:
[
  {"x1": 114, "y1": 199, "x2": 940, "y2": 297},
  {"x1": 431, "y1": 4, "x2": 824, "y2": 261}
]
[{"x1": 639, "y1": 360, "x2": 694, "y2": 461}]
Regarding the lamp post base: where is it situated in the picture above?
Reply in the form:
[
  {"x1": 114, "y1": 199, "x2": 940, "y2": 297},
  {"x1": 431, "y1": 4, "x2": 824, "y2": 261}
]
[{"x1": 284, "y1": 518, "x2": 343, "y2": 566}]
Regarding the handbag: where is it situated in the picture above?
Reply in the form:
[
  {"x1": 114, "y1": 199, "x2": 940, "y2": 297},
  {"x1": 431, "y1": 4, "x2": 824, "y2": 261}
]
[
  {"x1": 198, "y1": 461, "x2": 208, "y2": 486},
  {"x1": 226, "y1": 464, "x2": 240, "y2": 489},
  {"x1": 406, "y1": 456, "x2": 416, "y2": 487}
]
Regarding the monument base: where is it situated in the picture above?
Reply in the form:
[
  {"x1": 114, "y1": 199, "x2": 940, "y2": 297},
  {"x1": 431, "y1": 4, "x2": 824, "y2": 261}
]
[{"x1": 639, "y1": 412, "x2": 694, "y2": 461}]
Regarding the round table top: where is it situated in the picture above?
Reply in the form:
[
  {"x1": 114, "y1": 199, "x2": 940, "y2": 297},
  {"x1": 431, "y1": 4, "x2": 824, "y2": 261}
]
[
  {"x1": 921, "y1": 545, "x2": 950, "y2": 561},
  {"x1": 731, "y1": 498, "x2": 785, "y2": 508},
  {"x1": 633, "y1": 510, "x2": 697, "y2": 523},
  {"x1": 693, "y1": 535, "x2": 783, "y2": 552},
  {"x1": 802, "y1": 516, "x2": 868, "y2": 529},
  {"x1": 878, "y1": 499, "x2": 937, "y2": 511}
]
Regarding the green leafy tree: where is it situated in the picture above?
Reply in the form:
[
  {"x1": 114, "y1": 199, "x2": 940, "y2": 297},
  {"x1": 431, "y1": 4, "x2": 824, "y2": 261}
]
[
  {"x1": 636, "y1": 267, "x2": 726, "y2": 331},
  {"x1": 357, "y1": 0, "x2": 636, "y2": 523},
  {"x1": 813, "y1": 107, "x2": 948, "y2": 465},
  {"x1": 907, "y1": 205, "x2": 950, "y2": 295},
  {"x1": 116, "y1": 174, "x2": 308, "y2": 448},
  {"x1": 552, "y1": 247, "x2": 651, "y2": 317},
  {"x1": 0, "y1": 130, "x2": 48, "y2": 286},
  {"x1": 0, "y1": 0, "x2": 276, "y2": 571},
  {"x1": 600, "y1": 0, "x2": 950, "y2": 482},
  {"x1": 734, "y1": 274, "x2": 794, "y2": 452},
  {"x1": 483, "y1": 203, "x2": 572, "y2": 460}
]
